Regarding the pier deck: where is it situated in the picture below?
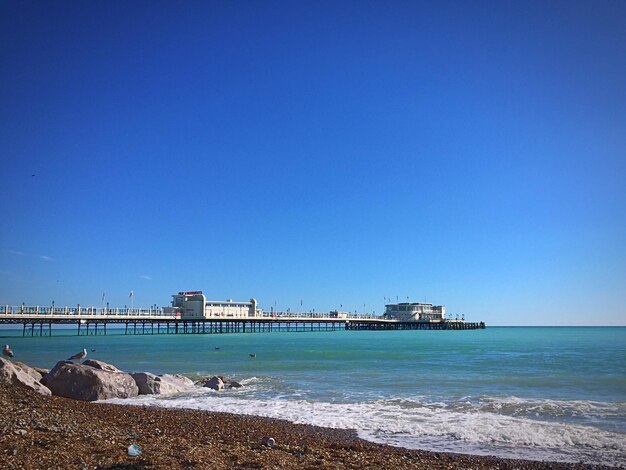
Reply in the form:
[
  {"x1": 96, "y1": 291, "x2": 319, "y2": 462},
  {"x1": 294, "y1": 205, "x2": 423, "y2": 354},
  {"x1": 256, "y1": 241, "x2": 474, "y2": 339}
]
[{"x1": 0, "y1": 305, "x2": 485, "y2": 336}]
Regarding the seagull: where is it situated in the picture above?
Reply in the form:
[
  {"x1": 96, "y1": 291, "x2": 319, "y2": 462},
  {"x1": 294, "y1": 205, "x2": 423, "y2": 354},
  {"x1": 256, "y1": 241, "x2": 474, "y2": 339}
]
[
  {"x1": 3, "y1": 345, "x2": 14, "y2": 358},
  {"x1": 214, "y1": 347, "x2": 220, "y2": 350},
  {"x1": 249, "y1": 353, "x2": 256, "y2": 358},
  {"x1": 67, "y1": 348, "x2": 87, "y2": 362}
]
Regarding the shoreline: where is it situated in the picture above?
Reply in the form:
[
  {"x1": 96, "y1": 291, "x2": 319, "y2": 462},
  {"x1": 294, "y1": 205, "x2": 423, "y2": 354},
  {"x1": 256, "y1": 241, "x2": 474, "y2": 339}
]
[{"x1": 0, "y1": 385, "x2": 618, "y2": 469}]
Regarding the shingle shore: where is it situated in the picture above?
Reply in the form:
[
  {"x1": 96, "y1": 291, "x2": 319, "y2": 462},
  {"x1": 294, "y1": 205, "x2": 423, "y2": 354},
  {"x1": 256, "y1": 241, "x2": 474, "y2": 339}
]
[{"x1": 0, "y1": 385, "x2": 615, "y2": 469}]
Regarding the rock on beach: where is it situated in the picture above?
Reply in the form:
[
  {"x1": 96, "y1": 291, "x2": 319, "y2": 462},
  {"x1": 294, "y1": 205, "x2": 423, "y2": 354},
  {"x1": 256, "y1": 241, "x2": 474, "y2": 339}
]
[
  {"x1": 0, "y1": 358, "x2": 51, "y2": 396},
  {"x1": 160, "y1": 373, "x2": 195, "y2": 390},
  {"x1": 43, "y1": 360, "x2": 138, "y2": 401},
  {"x1": 11, "y1": 361, "x2": 44, "y2": 382},
  {"x1": 82, "y1": 359, "x2": 123, "y2": 372},
  {"x1": 33, "y1": 366, "x2": 50, "y2": 377},
  {"x1": 131, "y1": 372, "x2": 195, "y2": 395},
  {"x1": 196, "y1": 375, "x2": 243, "y2": 390},
  {"x1": 200, "y1": 375, "x2": 224, "y2": 390}
]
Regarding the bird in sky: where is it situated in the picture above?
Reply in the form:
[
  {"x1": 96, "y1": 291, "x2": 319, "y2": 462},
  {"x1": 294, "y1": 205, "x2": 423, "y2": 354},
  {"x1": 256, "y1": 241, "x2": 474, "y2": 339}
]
[
  {"x1": 3, "y1": 345, "x2": 14, "y2": 358},
  {"x1": 67, "y1": 348, "x2": 87, "y2": 362}
]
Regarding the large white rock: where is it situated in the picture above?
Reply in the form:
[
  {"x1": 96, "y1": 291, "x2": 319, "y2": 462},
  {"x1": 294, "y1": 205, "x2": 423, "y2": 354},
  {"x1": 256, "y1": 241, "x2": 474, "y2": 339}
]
[
  {"x1": 0, "y1": 358, "x2": 51, "y2": 396},
  {"x1": 43, "y1": 360, "x2": 138, "y2": 402},
  {"x1": 12, "y1": 361, "x2": 43, "y2": 382},
  {"x1": 160, "y1": 374, "x2": 195, "y2": 390},
  {"x1": 131, "y1": 372, "x2": 195, "y2": 395}
]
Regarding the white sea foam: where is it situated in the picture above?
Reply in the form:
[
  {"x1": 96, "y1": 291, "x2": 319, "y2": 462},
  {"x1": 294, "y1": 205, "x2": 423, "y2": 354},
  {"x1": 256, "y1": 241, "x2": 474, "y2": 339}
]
[
  {"x1": 104, "y1": 391, "x2": 626, "y2": 467},
  {"x1": 476, "y1": 396, "x2": 626, "y2": 422}
]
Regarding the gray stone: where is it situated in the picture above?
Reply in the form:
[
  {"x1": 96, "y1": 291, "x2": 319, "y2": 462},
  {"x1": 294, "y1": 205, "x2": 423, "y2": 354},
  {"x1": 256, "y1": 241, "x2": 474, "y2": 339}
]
[
  {"x1": 82, "y1": 359, "x2": 122, "y2": 372},
  {"x1": 213, "y1": 376, "x2": 243, "y2": 389},
  {"x1": 33, "y1": 367, "x2": 49, "y2": 377},
  {"x1": 43, "y1": 360, "x2": 138, "y2": 401},
  {"x1": 131, "y1": 372, "x2": 159, "y2": 394},
  {"x1": 131, "y1": 372, "x2": 194, "y2": 395},
  {"x1": 160, "y1": 374, "x2": 195, "y2": 390},
  {"x1": 0, "y1": 358, "x2": 51, "y2": 396},
  {"x1": 40, "y1": 361, "x2": 71, "y2": 386},
  {"x1": 202, "y1": 376, "x2": 224, "y2": 391},
  {"x1": 12, "y1": 361, "x2": 43, "y2": 382}
]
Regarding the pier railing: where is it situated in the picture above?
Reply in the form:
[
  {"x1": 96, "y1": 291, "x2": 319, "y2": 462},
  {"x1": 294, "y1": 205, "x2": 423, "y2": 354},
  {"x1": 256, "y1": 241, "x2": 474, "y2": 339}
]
[
  {"x1": 0, "y1": 306, "x2": 478, "y2": 326},
  {"x1": 0, "y1": 305, "x2": 167, "y2": 317},
  {"x1": 260, "y1": 311, "x2": 380, "y2": 320},
  {"x1": 0, "y1": 305, "x2": 382, "y2": 321}
]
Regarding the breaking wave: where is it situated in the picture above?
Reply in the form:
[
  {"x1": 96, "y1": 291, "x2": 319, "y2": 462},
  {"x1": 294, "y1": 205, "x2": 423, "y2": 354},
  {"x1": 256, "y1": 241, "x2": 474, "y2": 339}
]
[{"x1": 104, "y1": 386, "x2": 626, "y2": 467}]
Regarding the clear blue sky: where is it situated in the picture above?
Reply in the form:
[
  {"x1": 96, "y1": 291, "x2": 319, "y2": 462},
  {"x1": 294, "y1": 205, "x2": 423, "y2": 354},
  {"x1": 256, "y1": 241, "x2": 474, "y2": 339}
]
[{"x1": 1, "y1": 1, "x2": 624, "y2": 325}]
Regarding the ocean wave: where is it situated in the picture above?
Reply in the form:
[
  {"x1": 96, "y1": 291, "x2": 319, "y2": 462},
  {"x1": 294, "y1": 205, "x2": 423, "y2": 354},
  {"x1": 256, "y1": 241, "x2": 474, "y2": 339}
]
[
  {"x1": 475, "y1": 396, "x2": 626, "y2": 422},
  {"x1": 104, "y1": 392, "x2": 626, "y2": 467}
]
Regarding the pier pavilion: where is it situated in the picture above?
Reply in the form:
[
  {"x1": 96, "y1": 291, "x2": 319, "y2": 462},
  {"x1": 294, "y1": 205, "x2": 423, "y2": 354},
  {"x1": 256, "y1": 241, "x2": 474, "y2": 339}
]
[
  {"x1": 168, "y1": 291, "x2": 261, "y2": 319},
  {"x1": 383, "y1": 302, "x2": 447, "y2": 322}
]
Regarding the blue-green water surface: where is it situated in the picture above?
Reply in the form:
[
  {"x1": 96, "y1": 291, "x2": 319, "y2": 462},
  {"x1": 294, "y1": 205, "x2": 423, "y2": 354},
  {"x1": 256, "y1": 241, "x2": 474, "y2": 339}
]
[{"x1": 3, "y1": 326, "x2": 625, "y2": 465}]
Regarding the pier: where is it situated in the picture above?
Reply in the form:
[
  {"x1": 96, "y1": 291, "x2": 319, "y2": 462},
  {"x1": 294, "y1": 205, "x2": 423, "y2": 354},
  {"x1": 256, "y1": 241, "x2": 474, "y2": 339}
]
[{"x1": 0, "y1": 305, "x2": 485, "y2": 336}]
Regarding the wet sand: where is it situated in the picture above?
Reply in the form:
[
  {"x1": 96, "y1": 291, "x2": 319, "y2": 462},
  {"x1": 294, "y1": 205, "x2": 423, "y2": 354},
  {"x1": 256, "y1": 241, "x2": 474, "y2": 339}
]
[{"x1": 0, "y1": 385, "x2": 616, "y2": 469}]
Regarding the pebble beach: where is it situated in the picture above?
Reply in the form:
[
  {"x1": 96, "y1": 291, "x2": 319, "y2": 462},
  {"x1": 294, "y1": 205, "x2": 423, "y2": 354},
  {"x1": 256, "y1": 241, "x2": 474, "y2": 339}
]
[{"x1": 0, "y1": 384, "x2": 618, "y2": 470}]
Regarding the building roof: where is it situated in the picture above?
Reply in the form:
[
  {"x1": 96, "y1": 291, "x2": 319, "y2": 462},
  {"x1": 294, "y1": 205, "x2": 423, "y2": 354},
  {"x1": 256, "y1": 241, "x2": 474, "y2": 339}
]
[{"x1": 385, "y1": 302, "x2": 434, "y2": 307}]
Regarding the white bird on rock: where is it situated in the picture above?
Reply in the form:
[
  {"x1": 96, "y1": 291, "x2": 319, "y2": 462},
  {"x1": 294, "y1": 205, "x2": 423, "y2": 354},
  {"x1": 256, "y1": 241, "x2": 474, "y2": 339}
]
[
  {"x1": 67, "y1": 348, "x2": 87, "y2": 362},
  {"x1": 3, "y1": 345, "x2": 14, "y2": 358}
]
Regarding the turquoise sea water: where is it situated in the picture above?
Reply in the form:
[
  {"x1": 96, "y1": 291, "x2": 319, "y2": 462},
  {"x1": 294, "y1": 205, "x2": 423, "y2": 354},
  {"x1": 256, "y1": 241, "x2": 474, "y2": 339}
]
[{"x1": 3, "y1": 326, "x2": 625, "y2": 466}]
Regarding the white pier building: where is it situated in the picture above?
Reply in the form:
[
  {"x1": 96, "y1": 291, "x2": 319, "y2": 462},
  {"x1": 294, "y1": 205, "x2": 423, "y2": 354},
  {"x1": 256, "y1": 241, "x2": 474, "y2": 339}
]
[
  {"x1": 383, "y1": 302, "x2": 446, "y2": 322},
  {"x1": 166, "y1": 291, "x2": 261, "y2": 319}
]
